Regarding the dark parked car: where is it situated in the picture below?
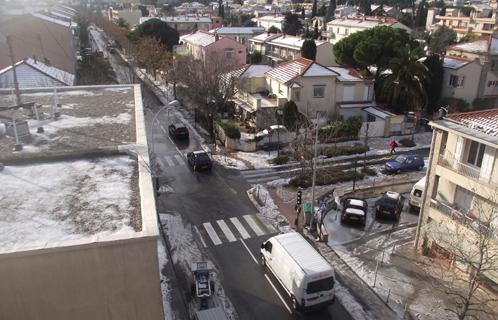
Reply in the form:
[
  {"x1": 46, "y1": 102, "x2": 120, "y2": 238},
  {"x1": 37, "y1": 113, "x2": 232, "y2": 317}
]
[
  {"x1": 375, "y1": 191, "x2": 405, "y2": 221},
  {"x1": 187, "y1": 151, "x2": 212, "y2": 171},
  {"x1": 168, "y1": 123, "x2": 189, "y2": 139},
  {"x1": 385, "y1": 152, "x2": 424, "y2": 174},
  {"x1": 340, "y1": 198, "x2": 368, "y2": 226}
]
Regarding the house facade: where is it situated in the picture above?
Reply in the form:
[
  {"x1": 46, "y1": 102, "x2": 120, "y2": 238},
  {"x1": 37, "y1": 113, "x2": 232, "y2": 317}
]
[
  {"x1": 180, "y1": 31, "x2": 247, "y2": 67},
  {"x1": 416, "y1": 109, "x2": 498, "y2": 287},
  {"x1": 440, "y1": 56, "x2": 482, "y2": 104},
  {"x1": 139, "y1": 16, "x2": 215, "y2": 35},
  {"x1": 325, "y1": 16, "x2": 411, "y2": 44},
  {"x1": 248, "y1": 33, "x2": 336, "y2": 66},
  {"x1": 254, "y1": 15, "x2": 285, "y2": 30}
]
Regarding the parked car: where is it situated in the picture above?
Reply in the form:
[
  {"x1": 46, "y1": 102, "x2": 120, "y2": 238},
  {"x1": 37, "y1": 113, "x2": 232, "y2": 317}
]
[
  {"x1": 384, "y1": 152, "x2": 424, "y2": 174},
  {"x1": 340, "y1": 198, "x2": 368, "y2": 226},
  {"x1": 409, "y1": 176, "x2": 426, "y2": 211},
  {"x1": 375, "y1": 191, "x2": 405, "y2": 221},
  {"x1": 187, "y1": 151, "x2": 212, "y2": 171},
  {"x1": 168, "y1": 123, "x2": 189, "y2": 139},
  {"x1": 261, "y1": 232, "x2": 335, "y2": 312},
  {"x1": 255, "y1": 125, "x2": 293, "y2": 146}
]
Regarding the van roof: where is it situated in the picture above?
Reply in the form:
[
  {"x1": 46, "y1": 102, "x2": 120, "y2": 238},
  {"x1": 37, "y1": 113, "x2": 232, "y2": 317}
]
[
  {"x1": 195, "y1": 307, "x2": 229, "y2": 320},
  {"x1": 414, "y1": 176, "x2": 426, "y2": 188},
  {"x1": 273, "y1": 232, "x2": 333, "y2": 275}
]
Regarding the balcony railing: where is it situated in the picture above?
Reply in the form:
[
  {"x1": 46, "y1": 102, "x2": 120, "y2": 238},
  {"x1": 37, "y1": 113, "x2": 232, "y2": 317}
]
[{"x1": 438, "y1": 153, "x2": 481, "y2": 180}]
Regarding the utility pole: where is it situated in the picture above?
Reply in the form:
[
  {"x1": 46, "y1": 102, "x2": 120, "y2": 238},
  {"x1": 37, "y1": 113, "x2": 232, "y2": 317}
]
[
  {"x1": 311, "y1": 111, "x2": 320, "y2": 217},
  {"x1": 6, "y1": 36, "x2": 21, "y2": 106}
]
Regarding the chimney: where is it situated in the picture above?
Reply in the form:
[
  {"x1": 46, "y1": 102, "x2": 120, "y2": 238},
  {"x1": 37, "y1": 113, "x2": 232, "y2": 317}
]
[{"x1": 215, "y1": 32, "x2": 219, "y2": 41}]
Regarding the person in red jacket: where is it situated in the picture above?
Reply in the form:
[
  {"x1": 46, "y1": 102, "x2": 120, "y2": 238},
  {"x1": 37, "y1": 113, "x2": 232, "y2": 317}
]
[{"x1": 389, "y1": 140, "x2": 398, "y2": 154}]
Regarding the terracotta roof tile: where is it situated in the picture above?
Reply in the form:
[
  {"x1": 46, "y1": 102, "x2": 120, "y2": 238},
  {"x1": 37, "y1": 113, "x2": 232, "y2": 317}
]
[
  {"x1": 265, "y1": 58, "x2": 314, "y2": 85},
  {"x1": 448, "y1": 108, "x2": 498, "y2": 137}
]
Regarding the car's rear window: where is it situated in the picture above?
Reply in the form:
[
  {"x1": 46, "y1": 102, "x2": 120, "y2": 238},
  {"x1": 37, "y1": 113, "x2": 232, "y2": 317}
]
[
  {"x1": 196, "y1": 153, "x2": 210, "y2": 161},
  {"x1": 307, "y1": 276, "x2": 334, "y2": 294},
  {"x1": 176, "y1": 127, "x2": 188, "y2": 133}
]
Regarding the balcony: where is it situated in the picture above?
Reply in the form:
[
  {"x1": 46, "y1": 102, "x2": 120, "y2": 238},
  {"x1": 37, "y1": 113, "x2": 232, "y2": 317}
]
[{"x1": 437, "y1": 152, "x2": 497, "y2": 187}]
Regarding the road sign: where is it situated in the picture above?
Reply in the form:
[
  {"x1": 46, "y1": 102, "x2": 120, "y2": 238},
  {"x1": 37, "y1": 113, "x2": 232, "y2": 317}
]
[
  {"x1": 303, "y1": 202, "x2": 312, "y2": 214},
  {"x1": 320, "y1": 202, "x2": 327, "y2": 211}
]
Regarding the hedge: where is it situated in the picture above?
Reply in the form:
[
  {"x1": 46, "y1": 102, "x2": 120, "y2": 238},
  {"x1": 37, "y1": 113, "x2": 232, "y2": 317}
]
[
  {"x1": 217, "y1": 122, "x2": 241, "y2": 139},
  {"x1": 318, "y1": 143, "x2": 368, "y2": 158},
  {"x1": 289, "y1": 168, "x2": 366, "y2": 188}
]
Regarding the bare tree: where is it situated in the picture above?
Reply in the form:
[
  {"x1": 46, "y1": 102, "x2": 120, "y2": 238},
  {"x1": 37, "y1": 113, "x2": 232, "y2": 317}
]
[
  {"x1": 422, "y1": 191, "x2": 498, "y2": 320},
  {"x1": 131, "y1": 37, "x2": 172, "y2": 80}
]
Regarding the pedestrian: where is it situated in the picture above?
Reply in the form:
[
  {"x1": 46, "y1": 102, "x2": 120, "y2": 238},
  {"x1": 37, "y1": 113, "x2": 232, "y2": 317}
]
[{"x1": 389, "y1": 140, "x2": 398, "y2": 154}]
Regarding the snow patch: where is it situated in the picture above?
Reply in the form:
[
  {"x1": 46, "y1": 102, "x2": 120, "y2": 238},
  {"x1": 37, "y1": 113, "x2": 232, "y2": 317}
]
[
  {"x1": 28, "y1": 113, "x2": 131, "y2": 135},
  {"x1": 157, "y1": 239, "x2": 174, "y2": 320},
  {"x1": 247, "y1": 184, "x2": 291, "y2": 232},
  {"x1": 211, "y1": 154, "x2": 248, "y2": 170}
]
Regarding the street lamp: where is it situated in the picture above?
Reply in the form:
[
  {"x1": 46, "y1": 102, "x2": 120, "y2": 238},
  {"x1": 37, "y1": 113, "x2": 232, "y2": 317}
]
[{"x1": 275, "y1": 108, "x2": 284, "y2": 157}]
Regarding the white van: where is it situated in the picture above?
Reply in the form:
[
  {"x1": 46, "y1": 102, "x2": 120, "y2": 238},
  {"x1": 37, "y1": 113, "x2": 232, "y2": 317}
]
[
  {"x1": 409, "y1": 176, "x2": 426, "y2": 211},
  {"x1": 260, "y1": 232, "x2": 335, "y2": 311}
]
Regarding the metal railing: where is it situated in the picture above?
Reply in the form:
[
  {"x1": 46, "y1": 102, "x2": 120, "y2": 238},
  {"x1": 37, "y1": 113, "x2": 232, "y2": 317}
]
[{"x1": 438, "y1": 152, "x2": 482, "y2": 182}]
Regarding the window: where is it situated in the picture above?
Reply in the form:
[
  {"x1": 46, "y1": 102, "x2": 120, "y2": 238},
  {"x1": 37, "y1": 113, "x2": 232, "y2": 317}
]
[
  {"x1": 345, "y1": 28, "x2": 349, "y2": 35},
  {"x1": 449, "y1": 74, "x2": 465, "y2": 88},
  {"x1": 367, "y1": 114, "x2": 376, "y2": 122},
  {"x1": 293, "y1": 88, "x2": 301, "y2": 101},
  {"x1": 306, "y1": 276, "x2": 334, "y2": 294},
  {"x1": 488, "y1": 80, "x2": 498, "y2": 87},
  {"x1": 313, "y1": 85, "x2": 325, "y2": 98},
  {"x1": 278, "y1": 83, "x2": 283, "y2": 94},
  {"x1": 336, "y1": 27, "x2": 339, "y2": 34},
  {"x1": 343, "y1": 85, "x2": 354, "y2": 101},
  {"x1": 225, "y1": 48, "x2": 234, "y2": 59},
  {"x1": 467, "y1": 140, "x2": 486, "y2": 167},
  {"x1": 264, "y1": 241, "x2": 272, "y2": 253}
]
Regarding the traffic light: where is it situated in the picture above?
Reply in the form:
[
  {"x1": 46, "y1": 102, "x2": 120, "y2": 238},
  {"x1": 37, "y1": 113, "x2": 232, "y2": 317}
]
[{"x1": 297, "y1": 190, "x2": 302, "y2": 205}]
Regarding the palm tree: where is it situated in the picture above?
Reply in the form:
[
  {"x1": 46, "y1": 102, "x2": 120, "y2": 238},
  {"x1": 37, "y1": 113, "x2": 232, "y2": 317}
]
[{"x1": 379, "y1": 45, "x2": 429, "y2": 116}]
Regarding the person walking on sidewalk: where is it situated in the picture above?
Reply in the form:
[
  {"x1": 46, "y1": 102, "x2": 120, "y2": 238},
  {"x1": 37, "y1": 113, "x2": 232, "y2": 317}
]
[{"x1": 389, "y1": 140, "x2": 398, "y2": 154}]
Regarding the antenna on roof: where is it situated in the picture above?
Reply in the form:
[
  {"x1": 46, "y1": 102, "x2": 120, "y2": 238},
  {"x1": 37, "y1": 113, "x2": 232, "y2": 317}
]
[
  {"x1": 9, "y1": 89, "x2": 23, "y2": 151},
  {"x1": 6, "y1": 36, "x2": 21, "y2": 106}
]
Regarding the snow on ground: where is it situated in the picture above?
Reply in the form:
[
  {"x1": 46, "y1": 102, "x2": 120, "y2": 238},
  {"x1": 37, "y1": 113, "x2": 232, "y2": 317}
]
[
  {"x1": 247, "y1": 184, "x2": 290, "y2": 232},
  {"x1": 335, "y1": 282, "x2": 374, "y2": 320},
  {"x1": 157, "y1": 239, "x2": 174, "y2": 320},
  {"x1": 211, "y1": 154, "x2": 248, "y2": 170},
  {"x1": 0, "y1": 156, "x2": 137, "y2": 251},
  {"x1": 331, "y1": 132, "x2": 433, "y2": 151},
  {"x1": 159, "y1": 212, "x2": 238, "y2": 320},
  {"x1": 236, "y1": 150, "x2": 278, "y2": 169}
]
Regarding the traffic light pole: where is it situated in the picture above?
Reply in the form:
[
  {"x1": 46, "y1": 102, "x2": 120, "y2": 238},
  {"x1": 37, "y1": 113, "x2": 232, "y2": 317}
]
[{"x1": 296, "y1": 190, "x2": 302, "y2": 233}]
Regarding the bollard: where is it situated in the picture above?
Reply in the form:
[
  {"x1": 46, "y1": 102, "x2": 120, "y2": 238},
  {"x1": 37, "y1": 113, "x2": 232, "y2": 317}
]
[{"x1": 386, "y1": 288, "x2": 391, "y2": 304}]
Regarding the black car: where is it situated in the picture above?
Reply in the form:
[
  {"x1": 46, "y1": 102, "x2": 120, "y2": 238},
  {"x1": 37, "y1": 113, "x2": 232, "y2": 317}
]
[
  {"x1": 168, "y1": 123, "x2": 189, "y2": 139},
  {"x1": 187, "y1": 151, "x2": 212, "y2": 171},
  {"x1": 375, "y1": 191, "x2": 405, "y2": 221},
  {"x1": 340, "y1": 198, "x2": 368, "y2": 226}
]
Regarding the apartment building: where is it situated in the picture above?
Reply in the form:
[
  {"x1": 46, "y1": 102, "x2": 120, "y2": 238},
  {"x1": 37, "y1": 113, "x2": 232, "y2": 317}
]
[
  {"x1": 416, "y1": 109, "x2": 498, "y2": 286},
  {"x1": 325, "y1": 16, "x2": 411, "y2": 43},
  {"x1": 254, "y1": 15, "x2": 285, "y2": 31},
  {"x1": 426, "y1": 5, "x2": 497, "y2": 40},
  {"x1": 249, "y1": 33, "x2": 336, "y2": 66},
  {"x1": 209, "y1": 27, "x2": 265, "y2": 46},
  {"x1": 139, "y1": 15, "x2": 221, "y2": 35}
]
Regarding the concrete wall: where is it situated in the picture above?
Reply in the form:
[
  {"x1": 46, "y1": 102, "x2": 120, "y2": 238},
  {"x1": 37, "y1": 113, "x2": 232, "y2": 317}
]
[
  {"x1": 335, "y1": 82, "x2": 373, "y2": 103},
  {"x1": 291, "y1": 76, "x2": 337, "y2": 116},
  {"x1": 0, "y1": 237, "x2": 162, "y2": 320},
  {"x1": 441, "y1": 60, "x2": 481, "y2": 104},
  {"x1": 316, "y1": 43, "x2": 336, "y2": 66}
]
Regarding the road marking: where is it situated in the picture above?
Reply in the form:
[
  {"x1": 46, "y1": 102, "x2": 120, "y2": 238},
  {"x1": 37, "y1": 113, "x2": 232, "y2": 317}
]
[
  {"x1": 241, "y1": 239, "x2": 258, "y2": 264},
  {"x1": 193, "y1": 225, "x2": 207, "y2": 248},
  {"x1": 164, "y1": 156, "x2": 175, "y2": 167},
  {"x1": 243, "y1": 215, "x2": 265, "y2": 236},
  {"x1": 264, "y1": 274, "x2": 292, "y2": 314},
  {"x1": 156, "y1": 157, "x2": 167, "y2": 170},
  {"x1": 160, "y1": 125, "x2": 167, "y2": 134},
  {"x1": 230, "y1": 217, "x2": 250, "y2": 239},
  {"x1": 202, "y1": 222, "x2": 222, "y2": 245},
  {"x1": 174, "y1": 154, "x2": 184, "y2": 164},
  {"x1": 216, "y1": 220, "x2": 236, "y2": 242}
]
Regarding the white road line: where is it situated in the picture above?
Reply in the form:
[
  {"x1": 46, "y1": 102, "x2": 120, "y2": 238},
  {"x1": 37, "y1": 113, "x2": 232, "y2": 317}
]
[
  {"x1": 241, "y1": 239, "x2": 258, "y2": 264},
  {"x1": 230, "y1": 217, "x2": 250, "y2": 239},
  {"x1": 243, "y1": 215, "x2": 265, "y2": 236},
  {"x1": 247, "y1": 176, "x2": 282, "y2": 184},
  {"x1": 174, "y1": 154, "x2": 184, "y2": 164},
  {"x1": 156, "y1": 157, "x2": 167, "y2": 170},
  {"x1": 264, "y1": 274, "x2": 292, "y2": 314},
  {"x1": 202, "y1": 222, "x2": 222, "y2": 245},
  {"x1": 160, "y1": 125, "x2": 167, "y2": 134},
  {"x1": 164, "y1": 156, "x2": 175, "y2": 167},
  {"x1": 193, "y1": 225, "x2": 207, "y2": 248},
  {"x1": 216, "y1": 220, "x2": 236, "y2": 242}
]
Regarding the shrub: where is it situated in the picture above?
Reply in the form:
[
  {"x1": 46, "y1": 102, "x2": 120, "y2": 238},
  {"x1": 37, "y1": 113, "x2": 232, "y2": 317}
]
[
  {"x1": 361, "y1": 167, "x2": 377, "y2": 176},
  {"x1": 398, "y1": 138, "x2": 416, "y2": 147},
  {"x1": 319, "y1": 143, "x2": 368, "y2": 158},
  {"x1": 289, "y1": 168, "x2": 366, "y2": 188},
  {"x1": 271, "y1": 155, "x2": 290, "y2": 165},
  {"x1": 218, "y1": 122, "x2": 241, "y2": 139}
]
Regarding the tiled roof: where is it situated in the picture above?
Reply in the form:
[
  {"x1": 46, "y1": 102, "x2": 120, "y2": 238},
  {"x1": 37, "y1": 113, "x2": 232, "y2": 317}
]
[
  {"x1": 448, "y1": 109, "x2": 498, "y2": 137},
  {"x1": 449, "y1": 39, "x2": 489, "y2": 54},
  {"x1": 181, "y1": 31, "x2": 216, "y2": 47},
  {"x1": 265, "y1": 58, "x2": 314, "y2": 84},
  {"x1": 0, "y1": 58, "x2": 74, "y2": 88}
]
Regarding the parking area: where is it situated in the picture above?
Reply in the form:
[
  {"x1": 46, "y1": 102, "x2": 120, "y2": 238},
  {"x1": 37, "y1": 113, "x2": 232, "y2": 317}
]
[{"x1": 323, "y1": 193, "x2": 419, "y2": 246}]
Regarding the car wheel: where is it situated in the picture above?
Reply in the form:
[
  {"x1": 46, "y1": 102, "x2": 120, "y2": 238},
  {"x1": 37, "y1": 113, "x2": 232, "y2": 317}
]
[
  {"x1": 418, "y1": 165, "x2": 423, "y2": 171},
  {"x1": 396, "y1": 169, "x2": 401, "y2": 174}
]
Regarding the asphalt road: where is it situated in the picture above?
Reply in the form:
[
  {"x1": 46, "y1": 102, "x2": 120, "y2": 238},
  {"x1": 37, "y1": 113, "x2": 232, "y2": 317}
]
[{"x1": 101, "y1": 33, "x2": 354, "y2": 319}]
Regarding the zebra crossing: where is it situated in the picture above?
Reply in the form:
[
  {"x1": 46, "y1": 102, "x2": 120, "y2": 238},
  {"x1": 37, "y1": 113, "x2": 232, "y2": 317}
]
[
  {"x1": 198, "y1": 214, "x2": 275, "y2": 246},
  {"x1": 156, "y1": 154, "x2": 185, "y2": 169},
  {"x1": 240, "y1": 168, "x2": 285, "y2": 185}
]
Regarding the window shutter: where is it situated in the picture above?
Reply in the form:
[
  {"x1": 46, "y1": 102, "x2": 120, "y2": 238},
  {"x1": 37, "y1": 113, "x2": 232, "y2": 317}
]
[
  {"x1": 479, "y1": 145, "x2": 495, "y2": 182},
  {"x1": 454, "y1": 136, "x2": 464, "y2": 166}
]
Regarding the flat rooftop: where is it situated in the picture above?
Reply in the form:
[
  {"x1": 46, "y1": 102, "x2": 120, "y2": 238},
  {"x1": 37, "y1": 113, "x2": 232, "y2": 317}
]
[
  {"x1": 0, "y1": 85, "x2": 156, "y2": 254},
  {"x1": 0, "y1": 86, "x2": 136, "y2": 160}
]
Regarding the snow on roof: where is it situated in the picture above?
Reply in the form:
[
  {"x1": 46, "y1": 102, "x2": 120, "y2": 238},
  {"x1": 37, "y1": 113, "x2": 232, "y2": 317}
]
[
  {"x1": 243, "y1": 65, "x2": 272, "y2": 77},
  {"x1": 327, "y1": 16, "x2": 403, "y2": 28},
  {"x1": 267, "y1": 35, "x2": 328, "y2": 50},
  {"x1": 210, "y1": 27, "x2": 265, "y2": 35},
  {"x1": 328, "y1": 67, "x2": 363, "y2": 81},
  {"x1": 181, "y1": 31, "x2": 216, "y2": 47},
  {"x1": 274, "y1": 232, "x2": 334, "y2": 275},
  {"x1": 449, "y1": 39, "x2": 489, "y2": 54},
  {"x1": 345, "y1": 208, "x2": 366, "y2": 216},
  {"x1": 265, "y1": 58, "x2": 314, "y2": 84},
  {"x1": 363, "y1": 106, "x2": 395, "y2": 119},
  {"x1": 0, "y1": 58, "x2": 75, "y2": 88},
  {"x1": 257, "y1": 15, "x2": 285, "y2": 22},
  {"x1": 448, "y1": 108, "x2": 498, "y2": 137},
  {"x1": 31, "y1": 12, "x2": 72, "y2": 28},
  {"x1": 338, "y1": 102, "x2": 377, "y2": 109},
  {"x1": 249, "y1": 32, "x2": 280, "y2": 43},
  {"x1": 163, "y1": 15, "x2": 211, "y2": 23},
  {"x1": 442, "y1": 56, "x2": 471, "y2": 69},
  {"x1": 0, "y1": 156, "x2": 139, "y2": 252},
  {"x1": 303, "y1": 63, "x2": 337, "y2": 77}
]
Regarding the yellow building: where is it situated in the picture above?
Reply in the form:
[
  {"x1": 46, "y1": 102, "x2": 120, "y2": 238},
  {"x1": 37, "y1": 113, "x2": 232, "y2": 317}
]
[{"x1": 416, "y1": 109, "x2": 498, "y2": 286}]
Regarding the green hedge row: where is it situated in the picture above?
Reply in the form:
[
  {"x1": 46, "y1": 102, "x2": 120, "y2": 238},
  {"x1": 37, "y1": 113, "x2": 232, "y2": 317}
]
[
  {"x1": 217, "y1": 121, "x2": 241, "y2": 140},
  {"x1": 289, "y1": 168, "x2": 366, "y2": 188}
]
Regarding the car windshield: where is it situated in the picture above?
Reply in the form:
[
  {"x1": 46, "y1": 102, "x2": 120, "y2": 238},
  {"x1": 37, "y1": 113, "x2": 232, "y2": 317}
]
[
  {"x1": 348, "y1": 205, "x2": 365, "y2": 212},
  {"x1": 395, "y1": 155, "x2": 407, "y2": 163},
  {"x1": 176, "y1": 127, "x2": 188, "y2": 132},
  {"x1": 196, "y1": 153, "x2": 210, "y2": 161},
  {"x1": 306, "y1": 276, "x2": 334, "y2": 294}
]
